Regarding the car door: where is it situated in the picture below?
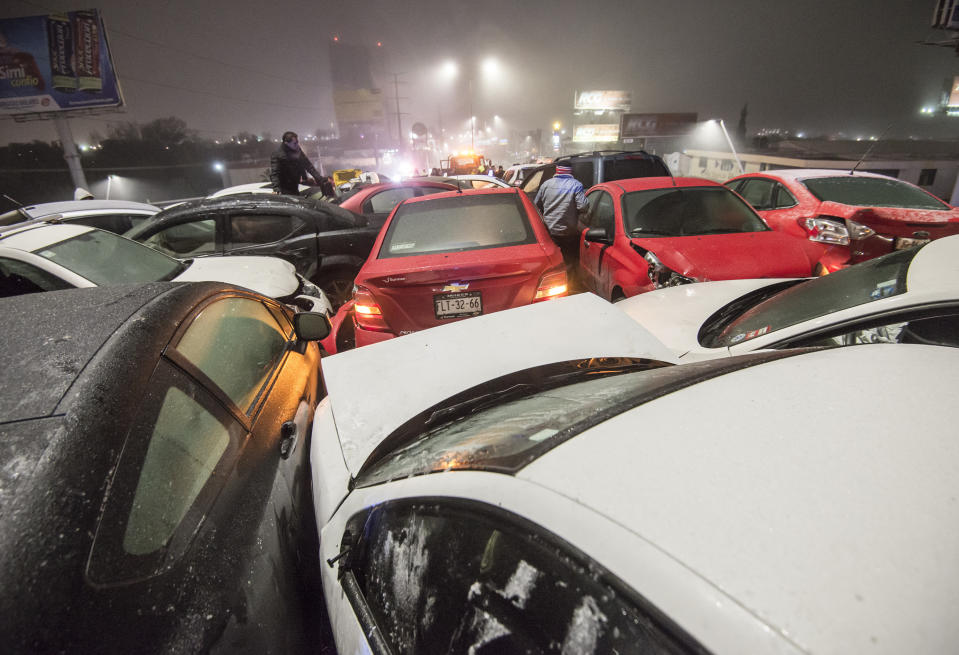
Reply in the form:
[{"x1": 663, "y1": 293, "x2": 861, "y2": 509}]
[
  {"x1": 139, "y1": 214, "x2": 224, "y2": 258},
  {"x1": 579, "y1": 190, "x2": 615, "y2": 296},
  {"x1": 225, "y1": 209, "x2": 316, "y2": 277},
  {"x1": 87, "y1": 293, "x2": 319, "y2": 649},
  {"x1": 520, "y1": 165, "x2": 555, "y2": 200},
  {"x1": 737, "y1": 177, "x2": 804, "y2": 237},
  {"x1": 330, "y1": 499, "x2": 695, "y2": 655}
]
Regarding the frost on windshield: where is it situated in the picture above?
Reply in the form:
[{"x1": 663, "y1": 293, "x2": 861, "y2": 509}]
[{"x1": 561, "y1": 596, "x2": 607, "y2": 654}]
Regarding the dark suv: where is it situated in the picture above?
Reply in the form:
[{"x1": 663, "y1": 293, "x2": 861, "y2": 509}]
[
  {"x1": 519, "y1": 150, "x2": 672, "y2": 197},
  {"x1": 126, "y1": 193, "x2": 375, "y2": 307}
]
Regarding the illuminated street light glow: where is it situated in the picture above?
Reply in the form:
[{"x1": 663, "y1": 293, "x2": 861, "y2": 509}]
[{"x1": 213, "y1": 162, "x2": 224, "y2": 172}]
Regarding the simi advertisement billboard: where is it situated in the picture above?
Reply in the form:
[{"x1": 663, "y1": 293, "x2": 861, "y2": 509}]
[
  {"x1": 0, "y1": 9, "x2": 123, "y2": 116},
  {"x1": 574, "y1": 90, "x2": 631, "y2": 112}
]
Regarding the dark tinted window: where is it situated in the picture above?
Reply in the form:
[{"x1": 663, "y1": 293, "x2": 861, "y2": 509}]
[
  {"x1": 0, "y1": 257, "x2": 73, "y2": 296},
  {"x1": 774, "y1": 183, "x2": 797, "y2": 208},
  {"x1": 367, "y1": 187, "x2": 418, "y2": 214},
  {"x1": 350, "y1": 501, "x2": 696, "y2": 655},
  {"x1": 142, "y1": 218, "x2": 218, "y2": 256},
  {"x1": 801, "y1": 176, "x2": 949, "y2": 210},
  {"x1": 229, "y1": 213, "x2": 303, "y2": 246},
  {"x1": 623, "y1": 187, "x2": 768, "y2": 237},
  {"x1": 706, "y1": 247, "x2": 919, "y2": 347},
  {"x1": 68, "y1": 212, "x2": 152, "y2": 234},
  {"x1": 738, "y1": 179, "x2": 777, "y2": 210},
  {"x1": 603, "y1": 155, "x2": 670, "y2": 182},
  {"x1": 570, "y1": 160, "x2": 595, "y2": 187},
  {"x1": 379, "y1": 193, "x2": 535, "y2": 257}
]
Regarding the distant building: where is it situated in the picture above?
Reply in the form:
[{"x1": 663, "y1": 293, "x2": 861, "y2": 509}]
[{"x1": 680, "y1": 139, "x2": 959, "y2": 204}]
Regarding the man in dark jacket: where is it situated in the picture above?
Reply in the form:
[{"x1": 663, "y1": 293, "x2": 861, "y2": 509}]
[{"x1": 270, "y1": 131, "x2": 322, "y2": 194}]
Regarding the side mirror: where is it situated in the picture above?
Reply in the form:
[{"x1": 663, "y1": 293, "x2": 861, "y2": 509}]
[
  {"x1": 293, "y1": 311, "x2": 332, "y2": 341},
  {"x1": 584, "y1": 226, "x2": 613, "y2": 245}
]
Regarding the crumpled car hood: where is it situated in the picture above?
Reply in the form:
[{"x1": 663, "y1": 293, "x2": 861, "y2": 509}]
[
  {"x1": 631, "y1": 231, "x2": 818, "y2": 281},
  {"x1": 175, "y1": 256, "x2": 297, "y2": 298}
]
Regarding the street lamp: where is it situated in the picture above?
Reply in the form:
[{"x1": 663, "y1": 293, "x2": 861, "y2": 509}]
[
  {"x1": 709, "y1": 119, "x2": 744, "y2": 175},
  {"x1": 438, "y1": 56, "x2": 501, "y2": 153}
]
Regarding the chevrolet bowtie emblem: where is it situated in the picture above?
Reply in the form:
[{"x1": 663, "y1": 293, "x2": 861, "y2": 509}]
[{"x1": 442, "y1": 283, "x2": 470, "y2": 292}]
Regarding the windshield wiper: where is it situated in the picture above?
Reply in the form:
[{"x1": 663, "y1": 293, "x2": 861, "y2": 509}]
[{"x1": 630, "y1": 228, "x2": 672, "y2": 237}]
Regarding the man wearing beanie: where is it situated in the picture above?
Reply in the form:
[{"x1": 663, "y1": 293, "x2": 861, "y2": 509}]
[
  {"x1": 270, "y1": 131, "x2": 323, "y2": 194},
  {"x1": 533, "y1": 163, "x2": 588, "y2": 277}
]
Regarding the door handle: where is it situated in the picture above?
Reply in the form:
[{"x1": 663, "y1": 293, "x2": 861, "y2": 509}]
[{"x1": 279, "y1": 420, "x2": 298, "y2": 459}]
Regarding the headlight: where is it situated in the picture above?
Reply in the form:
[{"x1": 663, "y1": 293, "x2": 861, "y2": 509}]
[
  {"x1": 643, "y1": 251, "x2": 696, "y2": 288},
  {"x1": 847, "y1": 219, "x2": 875, "y2": 240},
  {"x1": 800, "y1": 217, "x2": 849, "y2": 245}
]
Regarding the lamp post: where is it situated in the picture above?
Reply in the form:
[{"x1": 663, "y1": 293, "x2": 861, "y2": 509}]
[
  {"x1": 711, "y1": 119, "x2": 744, "y2": 175},
  {"x1": 439, "y1": 57, "x2": 500, "y2": 153}
]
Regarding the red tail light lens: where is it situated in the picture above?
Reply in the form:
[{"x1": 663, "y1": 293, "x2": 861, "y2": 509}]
[
  {"x1": 353, "y1": 286, "x2": 392, "y2": 332},
  {"x1": 534, "y1": 268, "x2": 568, "y2": 302}
]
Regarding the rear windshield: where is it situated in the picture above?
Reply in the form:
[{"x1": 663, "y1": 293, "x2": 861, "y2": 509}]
[
  {"x1": 704, "y1": 247, "x2": 920, "y2": 347},
  {"x1": 34, "y1": 229, "x2": 184, "y2": 285},
  {"x1": 623, "y1": 186, "x2": 768, "y2": 237},
  {"x1": 801, "y1": 176, "x2": 949, "y2": 210},
  {"x1": 378, "y1": 193, "x2": 535, "y2": 258}
]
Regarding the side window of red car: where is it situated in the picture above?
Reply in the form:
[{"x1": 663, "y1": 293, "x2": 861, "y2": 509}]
[
  {"x1": 738, "y1": 179, "x2": 776, "y2": 211},
  {"x1": 773, "y1": 184, "x2": 797, "y2": 208},
  {"x1": 593, "y1": 191, "x2": 615, "y2": 234}
]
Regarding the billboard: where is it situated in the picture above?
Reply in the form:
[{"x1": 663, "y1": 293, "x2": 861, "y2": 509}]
[
  {"x1": 950, "y1": 76, "x2": 959, "y2": 108},
  {"x1": 0, "y1": 9, "x2": 123, "y2": 116},
  {"x1": 333, "y1": 88, "x2": 386, "y2": 123},
  {"x1": 620, "y1": 113, "x2": 699, "y2": 138},
  {"x1": 574, "y1": 90, "x2": 631, "y2": 112},
  {"x1": 572, "y1": 124, "x2": 620, "y2": 143}
]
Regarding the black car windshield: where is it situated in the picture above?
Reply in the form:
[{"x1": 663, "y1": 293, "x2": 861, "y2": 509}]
[
  {"x1": 704, "y1": 246, "x2": 921, "y2": 347},
  {"x1": 33, "y1": 229, "x2": 185, "y2": 284},
  {"x1": 354, "y1": 352, "x2": 804, "y2": 488},
  {"x1": 378, "y1": 193, "x2": 535, "y2": 257},
  {"x1": 623, "y1": 186, "x2": 768, "y2": 237},
  {"x1": 801, "y1": 176, "x2": 949, "y2": 210}
]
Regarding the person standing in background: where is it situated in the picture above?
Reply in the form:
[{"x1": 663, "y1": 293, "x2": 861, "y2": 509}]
[{"x1": 270, "y1": 131, "x2": 322, "y2": 194}]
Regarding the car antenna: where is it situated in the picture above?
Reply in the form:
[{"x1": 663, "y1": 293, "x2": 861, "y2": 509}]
[
  {"x1": 850, "y1": 123, "x2": 894, "y2": 175},
  {"x1": 2, "y1": 193, "x2": 22, "y2": 207}
]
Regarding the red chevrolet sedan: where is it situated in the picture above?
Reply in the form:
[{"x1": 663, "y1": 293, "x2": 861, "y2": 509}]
[
  {"x1": 578, "y1": 177, "x2": 825, "y2": 301},
  {"x1": 348, "y1": 188, "x2": 567, "y2": 348},
  {"x1": 725, "y1": 169, "x2": 959, "y2": 270}
]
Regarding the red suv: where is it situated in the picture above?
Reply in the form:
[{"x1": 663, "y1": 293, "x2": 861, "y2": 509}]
[
  {"x1": 725, "y1": 169, "x2": 959, "y2": 271},
  {"x1": 578, "y1": 177, "x2": 825, "y2": 301},
  {"x1": 347, "y1": 188, "x2": 567, "y2": 348}
]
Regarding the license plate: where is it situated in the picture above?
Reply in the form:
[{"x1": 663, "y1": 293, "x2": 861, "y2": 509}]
[
  {"x1": 434, "y1": 291, "x2": 482, "y2": 319},
  {"x1": 895, "y1": 236, "x2": 930, "y2": 250}
]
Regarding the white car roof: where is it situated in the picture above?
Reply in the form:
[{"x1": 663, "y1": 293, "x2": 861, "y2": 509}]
[
  {"x1": 520, "y1": 344, "x2": 959, "y2": 654},
  {"x1": 0, "y1": 223, "x2": 94, "y2": 251},
  {"x1": 321, "y1": 293, "x2": 678, "y2": 474},
  {"x1": 20, "y1": 200, "x2": 160, "y2": 218},
  {"x1": 759, "y1": 168, "x2": 894, "y2": 182}
]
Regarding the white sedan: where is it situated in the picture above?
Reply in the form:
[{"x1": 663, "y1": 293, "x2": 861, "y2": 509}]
[
  {"x1": 615, "y1": 234, "x2": 959, "y2": 361},
  {"x1": 310, "y1": 293, "x2": 959, "y2": 655},
  {"x1": 0, "y1": 222, "x2": 331, "y2": 313},
  {"x1": 0, "y1": 199, "x2": 160, "y2": 233}
]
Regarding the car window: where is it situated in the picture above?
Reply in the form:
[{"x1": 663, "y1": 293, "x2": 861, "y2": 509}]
[
  {"x1": 366, "y1": 187, "x2": 417, "y2": 215},
  {"x1": 587, "y1": 190, "x2": 614, "y2": 232},
  {"x1": 470, "y1": 180, "x2": 500, "y2": 189},
  {"x1": 416, "y1": 186, "x2": 453, "y2": 197},
  {"x1": 522, "y1": 166, "x2": 554, "y2": 196},
  {"x1": 33, "y1": 229, "x2": 185, "y2": 284},
  {"x1": 623, "y1": 187, "x2": 768, "y2": 237},
  {"x1": 346, "y1": 501, "x2": 696, "y2": 655},
  {"x1": 378, "y1": 193, "x2": 535, "y2": 258},
  {"x1": 570, "y1": 160, "x2": 595, "y2": 187},
  {"x1": 0, "y1": 256, "x2": 73, "y2": 296},
  {"x1": 738, "y1": 179, "x2": 776, "y2": 210},
  {"x1": 773, "y1": 183, "x2": 797, "y2": 208},
  {"x1": 801, "y1": 176, "x2": 949, "y2": 210},
  {"x1": 603, "y1": 155, "x2": 670, "y2": 182},
  {"x1": 67, "y1": 212, "x2": 152, "y2": 234},
  {"x1": 143, "y1": 218, "x2": 218, "y2": 256},
  {"x1": 87, "y1": 360, "x2": 245, "y2": 584},
  {"x1": 705, "y1": 247, "x2": 920, "y2": 347},
  {"x1": 229, "y1": 213, "x2": 303, "y2": 246},
  {"x1": 173, "y1": 297, "x2": 289, "y2": 413}
]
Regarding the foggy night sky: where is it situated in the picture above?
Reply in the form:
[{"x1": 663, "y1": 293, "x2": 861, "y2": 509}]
[{"x1": 0, "y1": 0, "x2": 957, "y2": 146}]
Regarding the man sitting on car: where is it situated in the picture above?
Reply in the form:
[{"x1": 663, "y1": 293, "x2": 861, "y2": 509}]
[{"x1": 270, "y1": 131, "x2": 323, "y2": 194}]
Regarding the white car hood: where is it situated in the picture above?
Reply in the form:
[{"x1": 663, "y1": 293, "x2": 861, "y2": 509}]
[
  {"x1": 174, "y1": 256, "x2": 298, "y2": 298},
  {"x1": 616, "y1": 279, "x2": 792, "y2": 359},
  {"x1": 321, "y1": 292, "x2": 677, "y2": 476}
]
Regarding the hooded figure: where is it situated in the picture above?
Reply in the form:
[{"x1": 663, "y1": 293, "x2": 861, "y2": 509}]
[{"x1": 269, "y1": 131, "x2": 322, "y2": 194}]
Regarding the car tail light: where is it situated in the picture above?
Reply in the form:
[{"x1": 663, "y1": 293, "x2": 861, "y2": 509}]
[
  {"x1": 847, "y1": 219, "x2": 875, "y2": 240},
  {"x1": 800, "y1": 217, "x2": 849, "y2": 245},
  {"x1": 533, "y1": 268, "x2": 568, "y2": 301},
  {"x1": 353, "y1": 286, "x2": 391, "y2": 332}
]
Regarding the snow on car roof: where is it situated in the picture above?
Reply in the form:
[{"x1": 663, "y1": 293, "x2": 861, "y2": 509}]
[
  {"x1": 760, "y1": 168, "x2": 893, "y2": 181},
  {"x1": 520, "y1": 344, "x2": 959, "y2": 655},
  {"x1": 21, "y1": 200, "x2": 161, "y2": 217},
  {"x1": 320, "y1": 292, "x2": 679, "y2": 475}
]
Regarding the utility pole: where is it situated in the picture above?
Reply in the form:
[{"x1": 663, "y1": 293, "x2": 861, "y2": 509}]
[{"x1": 391, "y1": 73, "x2": 409, "y2": 153}]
